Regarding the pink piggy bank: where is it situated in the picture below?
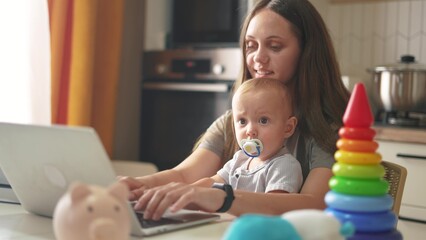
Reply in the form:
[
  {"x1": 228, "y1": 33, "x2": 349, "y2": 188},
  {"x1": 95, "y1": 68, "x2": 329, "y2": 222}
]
[{"x1": 53, "y1": 181, "x2": 131, "y2": 240}]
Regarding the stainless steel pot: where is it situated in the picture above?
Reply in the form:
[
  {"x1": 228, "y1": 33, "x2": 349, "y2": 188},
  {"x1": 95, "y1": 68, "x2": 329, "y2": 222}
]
[{"x1": 368, "y1": 55, "x2": 426, "y2": 113}]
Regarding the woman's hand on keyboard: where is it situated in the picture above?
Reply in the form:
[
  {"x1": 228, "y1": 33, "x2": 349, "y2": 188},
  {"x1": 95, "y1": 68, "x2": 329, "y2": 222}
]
[{"x1": 133, "y1": 182, "x2": 226, "y2": 220}]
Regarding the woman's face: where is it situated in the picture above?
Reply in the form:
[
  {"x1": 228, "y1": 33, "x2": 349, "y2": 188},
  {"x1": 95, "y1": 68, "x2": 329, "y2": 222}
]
[{"x1": 245, "y1": 9, "x2": 301, "y2": 83}]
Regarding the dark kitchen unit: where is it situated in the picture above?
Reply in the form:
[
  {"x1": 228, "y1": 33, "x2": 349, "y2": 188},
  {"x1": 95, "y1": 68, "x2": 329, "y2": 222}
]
[{"x1": 140, "y1": 48, "x2": 241, "y2": 170}]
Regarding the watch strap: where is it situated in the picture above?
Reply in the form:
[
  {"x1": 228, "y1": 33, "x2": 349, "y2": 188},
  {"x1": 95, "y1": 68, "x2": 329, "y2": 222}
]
[{"x1": 211, "y1": 183, "x2": 235, "y2": 213}]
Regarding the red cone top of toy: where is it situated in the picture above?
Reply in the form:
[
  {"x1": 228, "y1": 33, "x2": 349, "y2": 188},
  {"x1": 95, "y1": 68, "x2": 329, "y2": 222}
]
[{"x1": 343, "y1": 83, "x2": 374, "y2": 128}]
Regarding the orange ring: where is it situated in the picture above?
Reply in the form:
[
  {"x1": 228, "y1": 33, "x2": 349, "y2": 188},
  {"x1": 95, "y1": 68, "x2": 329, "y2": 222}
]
[
  {"x1": 339, "y1": 127, "x2": 376, "y2": 141},
  {"x1": 334, "y1": 150, "x2": 382, "y2": 165},
  {"x1": 336, "y1": 138, "x2": 378, "y2": 153}
]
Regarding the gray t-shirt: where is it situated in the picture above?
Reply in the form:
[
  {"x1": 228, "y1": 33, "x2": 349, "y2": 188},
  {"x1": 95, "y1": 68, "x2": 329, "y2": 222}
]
[
  {"x1": 199, "y1": 110, "x2": 335, "y2": 182},
  {"x1": 217, "y1": 147, "x2": 303, "y2": 193}
]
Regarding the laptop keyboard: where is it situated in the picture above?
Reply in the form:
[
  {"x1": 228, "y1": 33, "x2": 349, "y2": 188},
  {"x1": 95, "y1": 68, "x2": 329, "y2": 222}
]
[{"x1": 135, "y1": 212, "x2": 184, "y2": 228}]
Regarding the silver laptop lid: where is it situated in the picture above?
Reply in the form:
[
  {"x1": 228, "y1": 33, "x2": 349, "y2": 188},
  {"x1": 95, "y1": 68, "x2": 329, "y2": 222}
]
[{"x1": 0, "y1": 123, "x2": 118, "y2": 216}]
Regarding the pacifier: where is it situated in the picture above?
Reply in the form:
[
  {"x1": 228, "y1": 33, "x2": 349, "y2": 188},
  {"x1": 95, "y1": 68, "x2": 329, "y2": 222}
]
[{"x1": 240, "y1": 139, "x2": 263, "y2": 157}]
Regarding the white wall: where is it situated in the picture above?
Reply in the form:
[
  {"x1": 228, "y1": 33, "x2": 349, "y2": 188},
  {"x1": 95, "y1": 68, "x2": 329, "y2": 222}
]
[
  {"x1": 324, "y1": 0, "x2": 426, "y2": 82},
  {"x1": 144, "y1": 0, "x2": 172, "y2": 50},
  {"x1": 0, "y1": 0, "x2": 51, "y2": 125}
]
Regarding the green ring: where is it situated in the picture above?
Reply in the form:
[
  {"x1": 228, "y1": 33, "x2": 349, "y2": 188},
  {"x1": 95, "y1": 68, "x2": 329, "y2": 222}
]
[
  {"x1": 332, "y1": 163, "x2": 385, "y2": 179},
  {"x1": 329, "y1": 176, "x2": 389, "y2": 196}
]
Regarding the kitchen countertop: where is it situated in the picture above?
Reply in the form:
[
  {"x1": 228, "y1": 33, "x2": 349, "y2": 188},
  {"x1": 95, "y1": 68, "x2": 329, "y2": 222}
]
[{"x1": 373, "y1": 126, "x2": 426, "y2": 145}]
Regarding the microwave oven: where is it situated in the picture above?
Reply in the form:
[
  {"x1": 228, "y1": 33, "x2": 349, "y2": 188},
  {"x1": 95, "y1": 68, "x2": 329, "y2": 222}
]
[{"x1": 171, "y1": 0, "x2": 248, "y2": 49}]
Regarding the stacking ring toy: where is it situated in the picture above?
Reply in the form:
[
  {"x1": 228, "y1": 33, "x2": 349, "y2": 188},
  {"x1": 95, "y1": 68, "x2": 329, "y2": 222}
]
[
  {"x1": 325, "y1": 191, "x2": 393, "y2": 212},
  {"x1": 349, "y1": 229, "x2": 402, "y2": 240},
  {"x1": 332, "y1": 162, "x2": 385, "y2": 179},
  {"x1": 335, "y1": 150, "x2": 382, "y2": 165},
  {"x1": 339, "y1": 127, "x2": 376, "y2": 140},
  {"x1": 336, "y1": 138, "x2": 378, "y2": 152},
  {"x1": 329, "y1": 176, "x2": 389, "y2": 196},
  {"x1": 325, "y1": 208, "x2": 397, "y2": 233}
]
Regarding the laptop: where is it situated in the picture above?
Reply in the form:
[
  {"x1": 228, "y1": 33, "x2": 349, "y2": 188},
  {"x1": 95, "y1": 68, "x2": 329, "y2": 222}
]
[
  {"x1": 0, "y1": 122, "x2": 220, "y2": 236},
  {"x1": 0, "y1": 168, "x2": 20, "y2": 203}
]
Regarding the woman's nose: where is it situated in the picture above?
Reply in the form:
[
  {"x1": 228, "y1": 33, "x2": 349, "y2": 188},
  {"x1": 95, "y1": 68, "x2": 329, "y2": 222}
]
[{"x1": 253, "y1": 47, "x2": 269, "y2": 64}]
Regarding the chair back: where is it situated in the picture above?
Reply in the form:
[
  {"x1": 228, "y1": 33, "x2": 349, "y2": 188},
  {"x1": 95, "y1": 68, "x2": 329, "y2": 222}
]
[{"x1": 381, "y1": 161, "x2": 407, "y2": 216}]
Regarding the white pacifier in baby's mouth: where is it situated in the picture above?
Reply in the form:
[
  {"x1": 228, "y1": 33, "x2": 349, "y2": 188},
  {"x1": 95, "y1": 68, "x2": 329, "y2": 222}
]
[{"x1": 240, "y1": 139, "x2": 263, "y2": 157}]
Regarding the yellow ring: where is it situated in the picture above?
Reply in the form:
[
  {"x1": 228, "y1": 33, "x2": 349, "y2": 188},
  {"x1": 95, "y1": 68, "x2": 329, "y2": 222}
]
[
  {"x1": 336, "y1": 138, "x2": 378, "y2": 153},
  {"x1": 334, "y1": 150, "x2": 382, "y2": 165},
  {"x1": 329, "y1": 176, "x2": 389, "y2": 196},
  {"x1": 332, "y1": 162, "x2": 385, "y2": 179}
]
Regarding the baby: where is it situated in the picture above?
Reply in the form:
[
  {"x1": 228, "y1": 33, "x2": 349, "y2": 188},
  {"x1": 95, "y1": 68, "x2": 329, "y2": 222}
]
[{"x1": 195, "y1": 78, "x2": 302, "y2": 194}]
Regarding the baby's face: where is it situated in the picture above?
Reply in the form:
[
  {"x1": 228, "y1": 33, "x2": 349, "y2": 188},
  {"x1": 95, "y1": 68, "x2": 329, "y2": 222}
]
[{"x1": 232, "y1": 89, "x2": 293, "y2": 160}]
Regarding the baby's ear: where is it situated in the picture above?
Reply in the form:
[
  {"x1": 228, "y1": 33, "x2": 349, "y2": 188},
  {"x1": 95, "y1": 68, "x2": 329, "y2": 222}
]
[{"x1": 284, "y1": 116, "x2": 297, "y2": 138}]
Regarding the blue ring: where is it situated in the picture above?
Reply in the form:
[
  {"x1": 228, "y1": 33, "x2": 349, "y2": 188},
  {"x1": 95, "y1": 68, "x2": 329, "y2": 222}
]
[
  {"x1": 325, "y1": 208, "x2": 397, "y2": 232},
  {"x1": 325, "y1": 191, "x2": 393, "y2": 212},
  {"x1": 243, "y1": 146, "x2": 261, "y2": 157},
  {"x1": 348, "y1": 229, "x2": 402, "y2": 240}
]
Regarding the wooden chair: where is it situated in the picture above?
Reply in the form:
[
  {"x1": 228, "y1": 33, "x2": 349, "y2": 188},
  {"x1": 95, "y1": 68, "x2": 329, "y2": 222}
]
[{"x1": 381, "y1": 161, "x2": 407, "y2": 216}]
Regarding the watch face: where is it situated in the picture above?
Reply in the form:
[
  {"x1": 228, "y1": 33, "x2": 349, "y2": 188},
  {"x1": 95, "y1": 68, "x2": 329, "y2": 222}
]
[{"x1": 223, "y1": 184, "x2": 233, "y2": 192}]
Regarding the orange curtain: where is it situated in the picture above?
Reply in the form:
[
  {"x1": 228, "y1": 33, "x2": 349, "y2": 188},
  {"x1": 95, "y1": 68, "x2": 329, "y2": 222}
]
[{"x1": 48, "y1": 0, "x2": 124, "y2": 157}]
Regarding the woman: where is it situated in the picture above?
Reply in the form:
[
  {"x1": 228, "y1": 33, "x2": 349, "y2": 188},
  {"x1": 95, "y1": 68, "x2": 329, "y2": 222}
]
[{"x1": 121, "y1": 0, "x2": 350, "y2": 221}]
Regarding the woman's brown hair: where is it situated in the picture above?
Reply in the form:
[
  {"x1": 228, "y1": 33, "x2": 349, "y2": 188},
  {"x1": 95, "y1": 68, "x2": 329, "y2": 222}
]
[
  {"x1": 234, "y1": 0, "x2": 350, "y2": 154},
  {"x1": 195, "y1": 0, "x2": 350, "y2": 164}
]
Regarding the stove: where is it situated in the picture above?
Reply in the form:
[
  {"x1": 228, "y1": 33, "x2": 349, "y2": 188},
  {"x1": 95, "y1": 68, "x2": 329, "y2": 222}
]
[{"x1": 375, "y1": 110, "x2": 426, "y2": 129}]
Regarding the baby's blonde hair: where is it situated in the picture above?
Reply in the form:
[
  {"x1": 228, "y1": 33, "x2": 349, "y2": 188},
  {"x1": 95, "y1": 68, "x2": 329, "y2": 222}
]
[{"x1": 234, "y1": 78, "x2": 294, "y2": 115}]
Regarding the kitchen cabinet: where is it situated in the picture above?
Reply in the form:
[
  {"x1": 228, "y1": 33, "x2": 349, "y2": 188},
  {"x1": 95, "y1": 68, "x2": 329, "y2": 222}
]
[
  {"x1": 397, "y1": 220, "x2": 426, "y2": 239},
  {"x1": 377, "y1": 140, "x2": 426, "y2": 222},
  {"x1": 377, "y1": 139, "x2": 426, "y2": 237}
]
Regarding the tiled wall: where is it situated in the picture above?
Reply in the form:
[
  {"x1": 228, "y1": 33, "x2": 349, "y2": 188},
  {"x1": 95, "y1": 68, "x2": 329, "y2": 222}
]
[{"x1": 325, "y1": 0, "x2": 426, "y2": 81}]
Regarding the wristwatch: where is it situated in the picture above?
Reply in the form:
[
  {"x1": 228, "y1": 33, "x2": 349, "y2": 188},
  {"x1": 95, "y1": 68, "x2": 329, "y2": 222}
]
[{"x1": 211, "y1": 183, "x2": 235, "y2": 213}]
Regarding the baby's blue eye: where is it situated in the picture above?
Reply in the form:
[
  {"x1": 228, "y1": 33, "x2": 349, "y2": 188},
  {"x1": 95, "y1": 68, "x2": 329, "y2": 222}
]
[{"x1": 259, "y1": 118, "x2": 268, "y2": 125}]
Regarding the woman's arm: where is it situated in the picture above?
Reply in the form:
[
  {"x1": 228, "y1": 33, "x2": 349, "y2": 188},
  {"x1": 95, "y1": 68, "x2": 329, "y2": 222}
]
[
  {"x1": 135, "y1": 167, "x2": 333, "y2": 220},
  {"x1": 192, "y1": 175, "x2": 225, "y2": 188},
  {"x1": 119, "y1": 148, "x2": 222, "y2": 200}
]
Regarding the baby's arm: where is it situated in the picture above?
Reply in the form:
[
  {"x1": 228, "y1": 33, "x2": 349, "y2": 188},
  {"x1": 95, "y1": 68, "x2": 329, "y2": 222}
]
[{"x1": 192, "y1": 174, "x2": 225, "y2": 187}]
